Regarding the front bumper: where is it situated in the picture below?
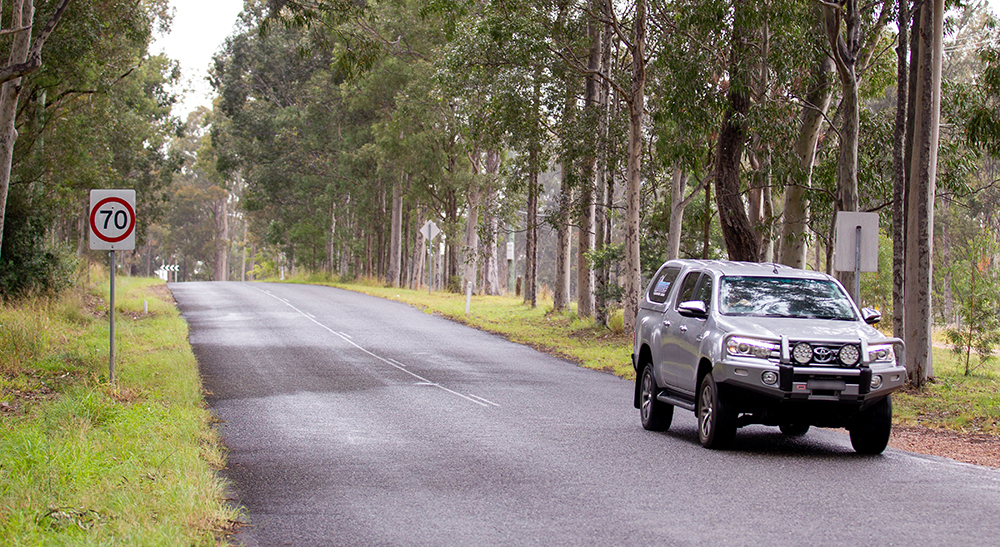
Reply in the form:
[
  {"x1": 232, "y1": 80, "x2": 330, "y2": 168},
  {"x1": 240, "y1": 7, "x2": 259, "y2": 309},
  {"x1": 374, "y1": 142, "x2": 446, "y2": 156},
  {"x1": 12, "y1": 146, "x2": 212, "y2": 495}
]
[{"x1": 715, "y1": 358, "x2": 907, "y2": 402}]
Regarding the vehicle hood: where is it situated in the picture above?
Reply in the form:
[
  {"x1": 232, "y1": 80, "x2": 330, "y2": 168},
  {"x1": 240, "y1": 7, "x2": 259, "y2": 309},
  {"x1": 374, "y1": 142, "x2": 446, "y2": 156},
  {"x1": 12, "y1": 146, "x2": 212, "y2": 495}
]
[{"x1": 713, "y1": 315, "x2": 885, "y2": 342}]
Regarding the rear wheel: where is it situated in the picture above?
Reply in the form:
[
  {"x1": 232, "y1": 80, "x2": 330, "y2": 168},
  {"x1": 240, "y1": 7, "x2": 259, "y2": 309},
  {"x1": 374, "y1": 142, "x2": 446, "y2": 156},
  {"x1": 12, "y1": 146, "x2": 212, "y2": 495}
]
[
  {"x1": 697, "y1": 374, "x2": 737, "y2": 449},
  {"x1": 849, "y1": 396, "x2": 892, "y2": 455},
  {"x1": 639, "y1": 366, "x2": 673, "y2": 431}
]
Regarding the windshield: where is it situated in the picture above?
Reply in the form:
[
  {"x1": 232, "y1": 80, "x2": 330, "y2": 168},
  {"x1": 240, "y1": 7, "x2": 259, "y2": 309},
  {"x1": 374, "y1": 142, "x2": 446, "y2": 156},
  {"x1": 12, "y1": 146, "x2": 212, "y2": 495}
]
[{"x1": 719, "y1": 276, "x2": 856, "y2": 320}]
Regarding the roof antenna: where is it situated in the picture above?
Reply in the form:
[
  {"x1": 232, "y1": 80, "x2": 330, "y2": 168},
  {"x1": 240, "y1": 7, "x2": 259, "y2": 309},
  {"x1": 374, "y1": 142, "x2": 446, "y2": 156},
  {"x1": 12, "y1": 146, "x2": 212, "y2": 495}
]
[{"x1": 773, "y1": 263, "x2": 779, "y2": 274}]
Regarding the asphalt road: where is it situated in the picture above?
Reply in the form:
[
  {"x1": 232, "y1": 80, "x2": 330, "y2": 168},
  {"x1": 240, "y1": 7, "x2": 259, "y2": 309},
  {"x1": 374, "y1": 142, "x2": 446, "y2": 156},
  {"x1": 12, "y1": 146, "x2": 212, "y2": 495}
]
[{"x1": 170, "y1": 281, "x2": 1000, "y2": 547}]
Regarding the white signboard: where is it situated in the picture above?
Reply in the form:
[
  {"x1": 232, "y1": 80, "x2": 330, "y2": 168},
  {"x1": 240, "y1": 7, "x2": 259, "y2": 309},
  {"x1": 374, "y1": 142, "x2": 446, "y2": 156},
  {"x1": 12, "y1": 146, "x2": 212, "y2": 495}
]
[
  {"x1": 90, "y1": 189, "x2": 136, "y2": 251},
  {"x1": 420, "y1": 220, "x2": 441, "y2": 241},
  {"x1": 834, "y1": 211, "x2": 879, "y2": 273}
]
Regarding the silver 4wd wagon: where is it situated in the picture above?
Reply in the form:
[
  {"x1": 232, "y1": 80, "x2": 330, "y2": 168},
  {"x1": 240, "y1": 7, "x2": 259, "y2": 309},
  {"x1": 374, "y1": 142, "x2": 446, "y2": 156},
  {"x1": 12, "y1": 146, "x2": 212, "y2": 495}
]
[{"x1": 632, "y1": 259, "x2": 905, "y2": 454}]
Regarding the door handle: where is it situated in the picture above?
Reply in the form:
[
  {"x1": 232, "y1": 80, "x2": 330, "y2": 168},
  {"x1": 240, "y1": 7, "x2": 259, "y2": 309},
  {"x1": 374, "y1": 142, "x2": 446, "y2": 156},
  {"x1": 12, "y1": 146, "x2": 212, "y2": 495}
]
[
  {"x1": 679, "y1": 325, "x2": 688, "y2": 333},
  {"x1": 662, "y1": 320, "x2": 671, "y2": 327}
]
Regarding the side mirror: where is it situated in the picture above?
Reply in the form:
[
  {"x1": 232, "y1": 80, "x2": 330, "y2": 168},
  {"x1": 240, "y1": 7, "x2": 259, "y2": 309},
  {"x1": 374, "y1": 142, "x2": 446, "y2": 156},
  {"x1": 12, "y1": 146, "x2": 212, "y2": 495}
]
[
  {"x1": 678, "y1": 300, "x2": 708, "y2": 319},
  {"x1": 861, "y1": 307, "x2": 882, "y2": 325}
]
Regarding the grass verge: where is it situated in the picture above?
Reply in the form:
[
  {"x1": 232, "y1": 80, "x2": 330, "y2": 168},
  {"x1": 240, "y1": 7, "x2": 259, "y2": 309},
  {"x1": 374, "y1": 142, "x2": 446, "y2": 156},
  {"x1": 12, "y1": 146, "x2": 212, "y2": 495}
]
[
  {"x1": 0, "y1": 268, "x2": 238, "y2": 546},
  {"x1": 288, "y1": 273, "x2": 1000, "y2": 437}
]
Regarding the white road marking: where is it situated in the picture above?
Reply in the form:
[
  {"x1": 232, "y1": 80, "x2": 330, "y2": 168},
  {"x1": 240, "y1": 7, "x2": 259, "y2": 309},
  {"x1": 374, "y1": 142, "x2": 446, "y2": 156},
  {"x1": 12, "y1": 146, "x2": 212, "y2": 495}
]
[{"x1": 252, "y1": 286, "x2": 496, "y2": 408}]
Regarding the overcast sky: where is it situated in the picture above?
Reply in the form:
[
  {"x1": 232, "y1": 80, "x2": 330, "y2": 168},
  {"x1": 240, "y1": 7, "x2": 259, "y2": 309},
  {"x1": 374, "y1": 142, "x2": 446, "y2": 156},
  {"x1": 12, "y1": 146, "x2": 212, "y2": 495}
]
[
  {"x1": 151, "y1": 0, "x2": 244, "y2": 118},
  {"x1": 153, "y1": 0, "x2": 1000, "y2": 119}
]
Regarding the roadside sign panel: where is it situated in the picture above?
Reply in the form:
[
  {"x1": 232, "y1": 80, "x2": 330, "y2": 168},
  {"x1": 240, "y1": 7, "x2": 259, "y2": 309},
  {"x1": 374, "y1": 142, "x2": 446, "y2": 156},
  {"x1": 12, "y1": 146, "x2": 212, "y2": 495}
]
[
  {"x1": 90, "y1": 189, "x2": 136, "y2": 251},
  {"x1": 420, "y1": 220, "x2": 440, "y2": 241},
  {"x1": 834, "y1": 211, "x2": 879, "y2": 272}
]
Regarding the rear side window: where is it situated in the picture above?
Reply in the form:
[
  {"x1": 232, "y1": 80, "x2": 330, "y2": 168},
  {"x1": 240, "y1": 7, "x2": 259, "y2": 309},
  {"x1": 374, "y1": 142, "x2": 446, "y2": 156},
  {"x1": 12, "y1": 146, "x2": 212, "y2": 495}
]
[
  {"x1": 676, "y1": 272, "x2": 702, "y2": 305},
  {"x1": 648, "y1": 267, "x2": 681, "y2": 303}
]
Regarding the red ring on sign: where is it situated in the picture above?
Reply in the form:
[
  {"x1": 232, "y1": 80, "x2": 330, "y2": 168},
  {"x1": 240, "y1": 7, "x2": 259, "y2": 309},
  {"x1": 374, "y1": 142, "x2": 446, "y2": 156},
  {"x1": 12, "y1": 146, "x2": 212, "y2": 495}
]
[{"x1": 90, "y1": 197, "x2": 136, "y2": 243}]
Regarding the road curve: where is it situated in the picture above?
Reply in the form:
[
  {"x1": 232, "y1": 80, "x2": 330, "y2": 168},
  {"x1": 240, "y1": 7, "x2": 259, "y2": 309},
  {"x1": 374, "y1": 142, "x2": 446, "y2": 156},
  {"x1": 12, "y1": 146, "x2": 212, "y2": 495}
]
[{"x1": 170, "y1": 281, "x2": 1000, "y2": 547}]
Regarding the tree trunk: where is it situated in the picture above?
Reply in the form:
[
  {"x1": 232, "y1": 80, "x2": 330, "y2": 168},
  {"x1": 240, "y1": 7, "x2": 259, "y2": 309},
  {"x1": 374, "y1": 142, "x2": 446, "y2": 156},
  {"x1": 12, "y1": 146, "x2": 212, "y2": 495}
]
[
  {"x1": 554, "y1": 162, "x2": 572, "y2": 311},
  {"x1": 904, "y1": 0, "x2": 943, "y2": 386},
  {"x1": 388, "y1": 178, "x2": 403, "y2": 287},
  {"x1": 779, "y1": 51, "x2": 833, "y2": 268},
  {"x1": 623, "y1": 0, "x2": 646, "y2": 337},
  {"x1": 215, "y1": 194, "x2": 229, "y2": 281},
  {"x1": 666, "y1": 168, "x2": 707, "y2": 261},
  {"x1": 525, "y1": 166, "x2": 539, "y2": 307},
  {"x1": 577, "y1": 5, "x2": 601, "y2": 319},
  {"x1": 714, "y1": 0, "x2": 759, "y2": 263},
  {"x1": 481, "y1": 151, "x2": 502, "y2": 295},
  {"x1": 823, "y1": 1, "x2": 862, "y2": 290},
  {"x1": 0, "y1": 0, "x2": 34, "y2": 257},
  {"x1": 594, "y1": 5, "x2": 613, "y2": 325},
  {"x1": 892, "y1": 0, "x2": 910, "y2": 340}
]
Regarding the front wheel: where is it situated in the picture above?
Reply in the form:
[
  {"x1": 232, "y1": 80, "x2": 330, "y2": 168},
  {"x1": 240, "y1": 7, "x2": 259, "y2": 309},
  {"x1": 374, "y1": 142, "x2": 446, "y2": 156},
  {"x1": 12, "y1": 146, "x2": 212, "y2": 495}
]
[
  {"x1": 640, "y1": 366, "x2": 673, "y2": 431},
  {"x1": 849, "y1": 396, "x2": 892, "y2": 455},
  {"x1": 697, "y1": 374, "x2": 737, "y2": 449}
]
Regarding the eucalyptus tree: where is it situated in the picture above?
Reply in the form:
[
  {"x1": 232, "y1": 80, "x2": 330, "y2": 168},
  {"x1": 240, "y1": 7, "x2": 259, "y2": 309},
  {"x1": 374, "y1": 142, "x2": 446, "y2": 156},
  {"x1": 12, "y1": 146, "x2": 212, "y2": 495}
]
[
  {"x1": 820, "y1": 0, "x2": 894, "y2": 293},
  {"x1": 900, "y1": 0, "x2": 945, "y2": 386},
  {"x1": 0, "y1": 0, "x2": 179, "y2": 294},
  {"x1": 0, "y1": 0, "x2": 71, "y2": 261}
]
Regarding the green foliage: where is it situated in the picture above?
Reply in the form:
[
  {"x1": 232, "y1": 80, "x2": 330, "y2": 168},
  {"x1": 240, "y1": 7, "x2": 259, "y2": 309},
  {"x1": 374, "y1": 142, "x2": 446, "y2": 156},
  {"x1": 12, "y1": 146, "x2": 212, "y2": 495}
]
[
  {"x1": 0, "y1": 185, "x2": 78, "y2": 299},
  {"x1": 944, "y1": 231, "x2": 1000, "y2": 375}
]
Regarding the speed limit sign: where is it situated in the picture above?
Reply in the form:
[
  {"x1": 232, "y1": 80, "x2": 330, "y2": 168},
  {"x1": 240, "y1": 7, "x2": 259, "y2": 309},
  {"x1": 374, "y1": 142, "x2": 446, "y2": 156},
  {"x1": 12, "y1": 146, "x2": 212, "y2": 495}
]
[{"x1": 90, "y1": 189, "x2": 136, "y2": 251}]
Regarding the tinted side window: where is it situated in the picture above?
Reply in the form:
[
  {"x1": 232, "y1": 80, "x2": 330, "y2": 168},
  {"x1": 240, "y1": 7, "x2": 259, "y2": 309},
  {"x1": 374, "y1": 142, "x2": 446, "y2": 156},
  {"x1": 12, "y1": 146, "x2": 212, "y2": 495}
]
[
  {"x1": 648, "y1": 267, "x2": 680, "y2": 304},
  {"x1": 694, "y1": 276, "x2": 713, "y2": 309},
  {"x1": 676, "y1": 272, "x2": 701, "y2": 306}
]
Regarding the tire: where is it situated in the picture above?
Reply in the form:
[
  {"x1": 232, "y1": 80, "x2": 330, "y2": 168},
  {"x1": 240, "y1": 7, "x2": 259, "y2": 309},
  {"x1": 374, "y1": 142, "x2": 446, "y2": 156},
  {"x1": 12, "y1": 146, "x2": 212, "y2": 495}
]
[
  {"x1": 697, "y1": 374, "x2": 737, "y2": 449},
  {"x1": 849, "y1": 395, "x2": 892, "y2": 455},
  {"x1": 639, "y1": 366, "x2": 673, "y2": 431},
  {"x1": 779, "y1": 423, "x2": 810, "y2": 436}
]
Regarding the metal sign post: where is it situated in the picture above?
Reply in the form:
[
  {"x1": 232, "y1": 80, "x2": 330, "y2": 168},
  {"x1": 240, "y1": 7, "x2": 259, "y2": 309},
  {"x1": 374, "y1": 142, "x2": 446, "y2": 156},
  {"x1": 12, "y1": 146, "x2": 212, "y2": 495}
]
[{"x1": 89, "y1": 189, "x2": 137, "y2": 383}]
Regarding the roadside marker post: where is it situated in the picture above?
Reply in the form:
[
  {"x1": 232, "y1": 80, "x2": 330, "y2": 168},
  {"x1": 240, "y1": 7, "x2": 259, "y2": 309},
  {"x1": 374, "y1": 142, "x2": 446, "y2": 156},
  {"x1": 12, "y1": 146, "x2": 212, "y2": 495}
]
[{"x1": 89, "y1": 189, "x2": 137, "y2": 383}]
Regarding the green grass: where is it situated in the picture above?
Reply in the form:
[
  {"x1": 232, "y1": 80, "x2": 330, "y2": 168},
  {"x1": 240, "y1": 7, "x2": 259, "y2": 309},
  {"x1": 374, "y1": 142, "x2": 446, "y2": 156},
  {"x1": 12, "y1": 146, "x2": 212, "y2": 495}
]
[
  {"x1": 0, "y1": 267, "x2": 238, "y2": 545},
  {"x1": 288, "y1": 273, "x2": 1000, "y2": 437},
  {"x1": 892, "y1": 348, "x2": 1000, "y2": 435}
]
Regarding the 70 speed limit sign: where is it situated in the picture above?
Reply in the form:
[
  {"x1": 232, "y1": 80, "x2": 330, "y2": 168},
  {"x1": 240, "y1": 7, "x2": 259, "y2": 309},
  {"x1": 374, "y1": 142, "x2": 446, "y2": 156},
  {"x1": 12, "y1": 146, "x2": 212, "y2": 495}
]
[{"x1": 90, "y1": 189, "x2": 136, "y2": 251}]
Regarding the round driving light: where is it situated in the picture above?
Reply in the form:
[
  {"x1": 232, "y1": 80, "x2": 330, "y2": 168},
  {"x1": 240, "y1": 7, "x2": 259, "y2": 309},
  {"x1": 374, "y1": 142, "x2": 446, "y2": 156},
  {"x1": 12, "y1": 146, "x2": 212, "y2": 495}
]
[
  {"x1": 839, "y1": 344, "x2": 861, "y2": 366},
  {"x1": 761, "y1": 371, "x2": 779, "y2": 385},
  {"x1": 792, "y1": 342, "x2": 813, "y2": 364},
  {"x1": 871, "y1": 375, "x2": 883, "y2": 390}
]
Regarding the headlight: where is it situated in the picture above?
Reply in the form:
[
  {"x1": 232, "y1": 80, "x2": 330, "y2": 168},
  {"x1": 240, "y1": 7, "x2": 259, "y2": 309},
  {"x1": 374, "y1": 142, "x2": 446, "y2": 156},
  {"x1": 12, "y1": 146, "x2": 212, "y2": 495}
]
[
  {"x1": 839, "y1": 344, "x2": 861, "y2": 366},
  {"x1": 792, "y1": 342, "x2": 813, "y2": 364},
  {"x1": 726, "y1": 336, "x2": 778, "y2": 359},
  {"x1": 867, "y1": 344, "x2": 895, "y2": 363}
]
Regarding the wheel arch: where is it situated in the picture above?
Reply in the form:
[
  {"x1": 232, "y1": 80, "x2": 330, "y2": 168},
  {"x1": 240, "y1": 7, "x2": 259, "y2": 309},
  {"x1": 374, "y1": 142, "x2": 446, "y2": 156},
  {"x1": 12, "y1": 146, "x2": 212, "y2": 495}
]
[
  {"x1": 633, "y1": 344, "x2": 654, "y2": 409},
  {"x1": 696, "y1": 357, "x2": 714, "y2": 395}
]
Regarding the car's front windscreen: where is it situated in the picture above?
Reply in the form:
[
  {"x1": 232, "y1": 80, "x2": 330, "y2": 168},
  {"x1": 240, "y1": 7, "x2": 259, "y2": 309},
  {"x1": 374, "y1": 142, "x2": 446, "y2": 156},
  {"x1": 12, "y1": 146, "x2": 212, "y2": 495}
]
[{"x1": 719, "y1": 276, "x2": 856, "y2": 320}]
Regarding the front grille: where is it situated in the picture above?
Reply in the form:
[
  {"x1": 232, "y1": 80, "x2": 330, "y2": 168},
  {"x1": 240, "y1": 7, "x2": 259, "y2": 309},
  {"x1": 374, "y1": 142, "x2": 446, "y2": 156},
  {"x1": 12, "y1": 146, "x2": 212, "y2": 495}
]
[{"x1": 789, "y1": 341, "x2": 861, "y2": 367}]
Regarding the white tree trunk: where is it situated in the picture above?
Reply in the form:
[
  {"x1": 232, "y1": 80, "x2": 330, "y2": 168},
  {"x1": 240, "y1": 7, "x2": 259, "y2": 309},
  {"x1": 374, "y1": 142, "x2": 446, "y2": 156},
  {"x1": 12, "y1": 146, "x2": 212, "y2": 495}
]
[
  {"x1": 554, "y1": 162, "x2": 572, "y2": 311},
  {"x1": 463, "y1": 185, "x2": 481, "y2": 294},
  {"x1": 215, "y1": 194, "x2": 229, "y2": 281},
  {"x1": 623, "y1": 0, "x2": 646, "y2": 337},
  {"x1": 904, "y1": 0, "x2": 943, "y2": 386},
  {"x1": 388, "y1": 179, "x2": 403, "y2": 287},
  {"x1": 0, "y1": 0, "x2": 34, "y2": 256}
]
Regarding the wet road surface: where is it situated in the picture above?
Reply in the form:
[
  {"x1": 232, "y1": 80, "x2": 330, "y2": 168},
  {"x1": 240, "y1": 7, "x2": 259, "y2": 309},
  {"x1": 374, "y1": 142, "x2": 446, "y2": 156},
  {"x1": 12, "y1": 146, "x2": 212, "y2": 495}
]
[{"x1": 170, "y1": 281, "x2": 1000, "y2": 547}]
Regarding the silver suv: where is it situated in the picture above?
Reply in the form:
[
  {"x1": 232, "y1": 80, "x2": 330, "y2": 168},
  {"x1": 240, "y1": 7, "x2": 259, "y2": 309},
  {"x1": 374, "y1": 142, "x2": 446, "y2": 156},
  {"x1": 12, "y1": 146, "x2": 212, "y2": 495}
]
[{"x1": 632, "y1": 259, "x2": 905, "y2": 454}]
